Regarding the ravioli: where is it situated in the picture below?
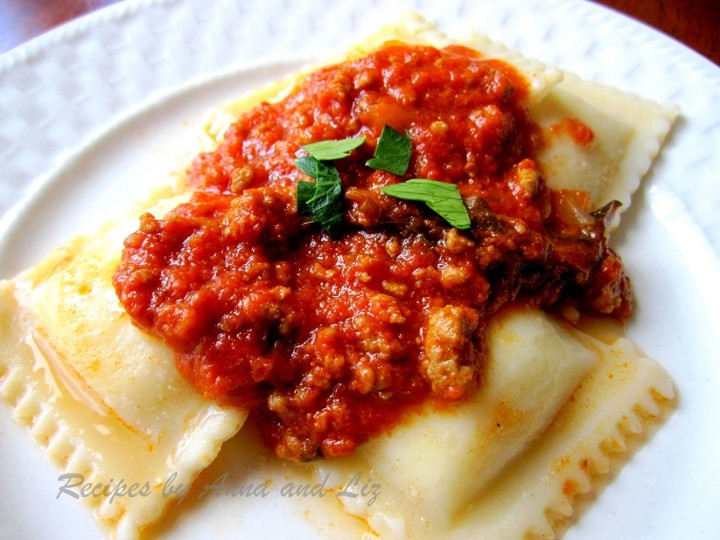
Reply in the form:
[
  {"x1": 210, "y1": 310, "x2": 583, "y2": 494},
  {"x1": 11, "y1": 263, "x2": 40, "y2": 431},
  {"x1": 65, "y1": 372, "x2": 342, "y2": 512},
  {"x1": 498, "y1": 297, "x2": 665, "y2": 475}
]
[
  {"x1": 206, "y1": 15, "x2": 674, "y2": 216},
  {"x1": 298, "y1": 17, "x2": 675, "y2": 538},
  {"x1": 0, "y1": 12, "x2": 676, "y2": 540},
  {"x1": 315, "y1": 309, "x2": 673, "y2": 539},
  {"x1": 207, "y1": 14, "x2": 676, "y2": 538},
  {"x1": 0, "y1": 189, "x2": 245, "y2": 539}
]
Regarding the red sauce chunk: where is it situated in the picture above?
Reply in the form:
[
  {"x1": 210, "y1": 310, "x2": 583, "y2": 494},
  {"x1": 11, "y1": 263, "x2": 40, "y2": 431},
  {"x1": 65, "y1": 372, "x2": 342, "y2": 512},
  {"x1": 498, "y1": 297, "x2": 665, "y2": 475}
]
[
  {"x1": 550, "y1": 117, "x2": 596, "y2": 146},
  {"x1": 113, "y1": 44, "x2": 632, "y2": 461}
]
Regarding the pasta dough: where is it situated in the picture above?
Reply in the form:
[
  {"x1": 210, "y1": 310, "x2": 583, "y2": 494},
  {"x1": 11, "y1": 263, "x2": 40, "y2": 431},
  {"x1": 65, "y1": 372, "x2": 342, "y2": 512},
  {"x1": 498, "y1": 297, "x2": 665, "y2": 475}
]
[
  {"x1": 0, "y1": 191, "x2": 245, "y2": 539},
  {"x1": 315, "y1": 309, "x2": 673, "y2": 539}
]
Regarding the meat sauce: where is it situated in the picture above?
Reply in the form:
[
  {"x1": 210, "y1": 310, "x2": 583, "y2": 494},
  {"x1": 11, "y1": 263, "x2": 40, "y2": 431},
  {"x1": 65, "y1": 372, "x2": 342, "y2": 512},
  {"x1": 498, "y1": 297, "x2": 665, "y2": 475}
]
[{"x1": 113, "y1": 44, "x2": 632, "y2": 461}]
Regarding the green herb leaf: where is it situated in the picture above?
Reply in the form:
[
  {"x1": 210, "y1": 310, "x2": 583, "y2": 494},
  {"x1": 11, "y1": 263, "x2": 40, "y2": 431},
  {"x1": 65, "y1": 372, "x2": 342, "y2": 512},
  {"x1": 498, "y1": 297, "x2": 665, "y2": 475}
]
[
  {"x1": 366, "y1": 126, "x2": 412, "y2": 176},
  {"x1": 296, "y1": 180, "x2": 316, "y2": 215},
  {"x1": 381, "y1": 179, "x2": 471, "y2": 229},
  {"x1": 303, "y1": 137, "x2": 365, "y2": 161},
  {"x1": 295, "y1": 156, "x2": 344, "y2": 238},
  {"x1": 295, "y1": 155, "x2": 320, "y2": 178}
]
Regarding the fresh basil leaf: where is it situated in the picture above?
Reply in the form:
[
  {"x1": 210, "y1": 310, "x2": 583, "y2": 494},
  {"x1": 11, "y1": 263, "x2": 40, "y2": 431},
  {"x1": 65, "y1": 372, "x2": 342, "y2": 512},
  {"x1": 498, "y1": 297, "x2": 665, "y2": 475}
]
[
  {"x1": 295, "y1": 155, "x2": 339, "y2": 181},
  {"x1": 307, "y1": 182, "x2": 343, "y2": 238},
  {"x1": 366, "y1": 125, "x2": 412, "y2": 176},
  {"x1": 381, "y1": 179, "x2": 471, "y2": 229},
  {"x1": 303, "y1": 137, "x2": 365, "y2": 161},
  {"x1": 295, "y1": 155, "x2": 320, "y2": 178},
  {"x1": 294, "y1": 156, "x2": 344, "y2": 238},
  {"x1": 296, "y1": 180, "x2": 316, "y2": 215}
]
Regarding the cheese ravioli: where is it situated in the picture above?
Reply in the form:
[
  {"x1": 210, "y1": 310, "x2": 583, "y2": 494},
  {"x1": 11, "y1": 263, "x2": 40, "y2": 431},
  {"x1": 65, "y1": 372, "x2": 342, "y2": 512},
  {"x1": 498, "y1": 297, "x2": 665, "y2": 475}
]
[
  {"x1": 315, "y1": 308, "x2": 673, "y2": 539},
  {"x1": 0, "y1": 189, "x2": 245, "y2": 539}
]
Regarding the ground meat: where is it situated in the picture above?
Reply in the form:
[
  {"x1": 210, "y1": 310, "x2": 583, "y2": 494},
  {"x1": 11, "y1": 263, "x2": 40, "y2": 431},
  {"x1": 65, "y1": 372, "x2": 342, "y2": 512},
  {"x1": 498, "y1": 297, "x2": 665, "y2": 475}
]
[
  {"x1": 422, "y1": 305, "x2": 482, "y2": 399},
  {"x1": 114, "y1": 43, "x2": 633, "y2": 461}
]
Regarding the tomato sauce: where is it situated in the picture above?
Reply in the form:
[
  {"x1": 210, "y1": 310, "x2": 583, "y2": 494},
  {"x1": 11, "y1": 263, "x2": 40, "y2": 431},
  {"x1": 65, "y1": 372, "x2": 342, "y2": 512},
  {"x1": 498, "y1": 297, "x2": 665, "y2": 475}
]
[
  {"x1": 113, "y1": 44, "x2": 632, "y2": 461},
  {"x1": 550, "y1": 117, "x2": 596, "y2": 146}
]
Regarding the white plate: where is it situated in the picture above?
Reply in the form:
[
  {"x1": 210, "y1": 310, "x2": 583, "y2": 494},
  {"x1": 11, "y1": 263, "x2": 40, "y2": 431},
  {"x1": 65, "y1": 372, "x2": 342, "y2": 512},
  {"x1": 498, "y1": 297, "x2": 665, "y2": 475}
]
[{"x1": 1, "y1": 0, "x2": 719, "y2": 538}]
